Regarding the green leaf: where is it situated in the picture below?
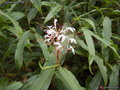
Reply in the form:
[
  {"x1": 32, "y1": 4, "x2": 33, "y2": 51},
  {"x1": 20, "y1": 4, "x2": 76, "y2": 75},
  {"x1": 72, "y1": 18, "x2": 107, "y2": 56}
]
[
  {"x1": 102, "y1": 17, "x2": 112, "y2": 42},
  {"x1": 56, "y1": 67, "x2": 85, "y2": 90},
  {"x1": 95, "y1": 55, "x2": 108, "y2": 86},
  {"x1": 9, "y1": 12, "x2": 25, "y2": 21},
  {"x1": 41, "y1": 1, "x2": 52, "y2": 7},
  {"x1": 20, "y1": 75, "x2": 40, "y2": 90},
  {"x1": 84, "y1": 18, "x2": 95, "y2": 31},
  {"x1": 0, "y1": 77, "x2": 9, "y2": 90},
  {"x1": 34, "y1": 33, "x2": 49, "y2": 61},
  {"x1": 44, "y1": 4, "x2": 62, "y2": 23},
  {"x1": 108, "y1": 65, "x2": 119, "y2": 90},
  {"x1": 21, "y1": 69, "x2": 55, "y2": 90},
  {"x1": 82, "y1": 28, "x2": 95, "y2": 66},
  {"x1": 0, "y1": 10, "x2": 22, "y2": 38},
  {"x1": 30, "y1": 0, "x2": 42, "y2": 15},
  {"x1": 15, "y1": 31, "x2": 30, "y2": 69},
  {"x1": 75, "y1": 36, "x2": 88, "y2": 51},
  {"x1": 27, "y1": 7, "x2": 38, "y2": 24},
  {"x1": 2, "y1": 44, "x2": 15, "y2": 61},
  {"x1": 88, "y1": 72, "x2": 102, "y2": 90},
  {"x1": 7, "y1": 0, "x2": 22, "y2": 13},
  {"x1": 5, "y1": 82, "x2": 23, "y2": 90},
  {"x1": 88, "y1": 30, "x2": 120, "y2": 58},
  {"x1": 3, "y1": 26, "x2": 18, "y2": 37},
  {"x1": 112, "y1": 34, "x2": 120, "y2": 41}
]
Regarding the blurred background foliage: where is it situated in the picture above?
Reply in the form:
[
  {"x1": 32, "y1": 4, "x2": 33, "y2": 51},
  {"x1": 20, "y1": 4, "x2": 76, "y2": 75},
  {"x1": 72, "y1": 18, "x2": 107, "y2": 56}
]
[{"x1": 0, "y1": 0, "x2": 120, "y2": 90}]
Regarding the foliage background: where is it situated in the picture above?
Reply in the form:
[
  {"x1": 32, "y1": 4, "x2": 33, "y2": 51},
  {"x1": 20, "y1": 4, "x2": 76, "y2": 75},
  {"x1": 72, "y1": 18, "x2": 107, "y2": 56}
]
[{"x1": 0, "y1": 0, "x2": 120, "y2": 90}]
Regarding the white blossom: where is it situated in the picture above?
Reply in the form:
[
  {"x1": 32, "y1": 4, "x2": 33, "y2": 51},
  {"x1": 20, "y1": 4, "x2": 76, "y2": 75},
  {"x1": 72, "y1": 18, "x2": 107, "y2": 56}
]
[
  {"x1": 54, "y1": 42, "x2": 63, "y2": 51},
  {"x1": 44, "y1": 35, "x2": 49, "y2": 38},
  {"x1": 60, "y1": 30, "x2": 66, "y2": 34},
  {"x1": 54, "y1": 42, "x2": 61, "y2": 46},
  {"x1": 66, "y1": 27, "x2": 75, "y2": 32},
  {"x1": 54, "y1": 19, "x2": 57, "y2": 29},
  {"x1": 44, "y1": 38, "x2": 50, "y2": 42},
  {"x1": 47, "y1": 25, "x2": 53, "y2": 29},
  {"x1": 58, "y1": 34, "x2": 66, "y2": 42},
  {"x1": 44, "y1": 19, "x2": 76, "y2": 54},
  {"x1": 46, "y1": 29, "x2": 56, "y2": 35},
  {"x1": 69, "y1": 38, "x2": 77, "y2": 44},
  {"x1": 69, "y1": 45, "x2": 75, "y2": 54}
]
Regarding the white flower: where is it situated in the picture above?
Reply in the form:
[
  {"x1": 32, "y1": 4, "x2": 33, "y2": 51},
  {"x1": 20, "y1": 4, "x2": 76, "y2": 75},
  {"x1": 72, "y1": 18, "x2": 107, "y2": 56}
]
[
  {"x1": 66, "y1": 27, "x2": 75, "y2": 32},
  {"x1": 47, "y1": 25, "x2": 53, "y2": 29},
  {"x1": 54, "y1": 19, "x2": 57, "y2": 29},
  {"x1": 58, "y1": 34, "x2": 66, "y2": 42},
  {"x1": 69, "y1": 45, "x2": 75, "y2": 54},
  {"x1": 54, "y1": 42, "x2": 61, "y2": 46},
  {"x1": 56, "y1": 45, "x2": 63, "y2": 51},
  {"x1": 69, "y1": 38, "x2": 77, "y2": 44},
  {"x1": 44, "y1": 35, "x2": 49, "y2": 38},
  {"x1": 44, "y1": 19, "x2": 76, "y2": 54},
  {"x1": 54, "y1": 42, "x2": 63, "y2": 51},
  {"x1": 60, "y1": 30, "x2": 66, "y2": 34},
  {"x1": 46, "y1": 29, "x2": 56, "y2": 35},
  {"x1": 44, "y1": 38, "x2": 51, "y2": 42}
]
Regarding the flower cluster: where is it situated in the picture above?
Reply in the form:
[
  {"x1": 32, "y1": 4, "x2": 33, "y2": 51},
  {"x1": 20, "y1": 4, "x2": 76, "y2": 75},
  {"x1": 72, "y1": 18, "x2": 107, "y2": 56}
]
[{"x1": 44, "y1": 19, "x2": 77, "y2": 54}]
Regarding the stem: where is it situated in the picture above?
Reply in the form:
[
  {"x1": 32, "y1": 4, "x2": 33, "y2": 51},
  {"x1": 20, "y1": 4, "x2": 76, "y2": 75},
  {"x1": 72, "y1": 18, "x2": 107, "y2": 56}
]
[{"x1": 56, "y1": 52, "x2": 60, "y2": 64}]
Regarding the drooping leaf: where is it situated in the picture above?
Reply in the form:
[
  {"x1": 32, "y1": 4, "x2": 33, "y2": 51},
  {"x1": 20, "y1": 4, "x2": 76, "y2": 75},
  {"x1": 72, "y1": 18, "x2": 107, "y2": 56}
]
[
  {"x1": 108, "y1": 65, "x2": 119, "y2": 90},
  {"x1": 9, "y1": 12, "x2": 25, "y2": 21},
  {"x1": 0, "y1": 10, "x2": 23, "y2": 38},
  {"x1": 76, "y1": 36, "x2": 88, "y2": 51},
  {"x1": 7, "y1": 0, "x2": 22, "y2": 13},
  {"x1": 5, "y1": 82, "x2": 23, "y2": 90},
  {"x1": 88, "y1": 30, "x2": 120, "y2": 58},
  {"x1": 34, "y1": 33, "x2": 49, "y2": 61},
  {"x1": 88, "y1": 72, "x2": 102, "y2": 90},
  {"x1": 0, "y1": 77, "x2": 9, "y2": 90},
  {"x1": 27, "y1": 7, "x2": 38, "y2": 24},
  {"x1": 95, "y1": 55, "x2": 108, "y2": 86},
  {"x1": 41, "y1": 1, "x2": 53, "y2": 7},
  {"x1": 30, "y1": 0, "x2": 42, "y2": 15},
  {"x1": 102, "y1": 17, "x2": 112, "y2": 42},
  {"x1": 44, "y1": 4, "x2": 62, "y2": 23},
  {"x1": 15, "y1": 31, "x2": 30, "y2": 69},
  {"x1": 56, "y1": 67, "x2": 85, "y2": 90},
  {"x1": 3, "y1": 26, "x2": 18, "y2": 37},
  {"x1": 82, "y1": 28, "x2": 95, "y2": 66},
  {"x1": 21, "y1": 69, "x2": 55, "y2": 90},
  {"x1": 84, "y1": 18, "x2": 95, "y2": 31}
]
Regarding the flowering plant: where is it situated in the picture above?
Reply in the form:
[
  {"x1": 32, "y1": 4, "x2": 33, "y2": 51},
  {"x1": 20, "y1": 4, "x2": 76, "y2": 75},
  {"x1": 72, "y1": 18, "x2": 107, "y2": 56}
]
[{"x1": 44, "y1": 19, "x2": 77, "y2": 64}]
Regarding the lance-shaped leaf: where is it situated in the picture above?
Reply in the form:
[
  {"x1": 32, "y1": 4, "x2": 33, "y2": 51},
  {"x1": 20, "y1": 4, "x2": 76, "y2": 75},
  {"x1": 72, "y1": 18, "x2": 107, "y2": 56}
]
[
  {"x1": 56, "y1": 67, "x2": 85, "y2": 90},
  {"x1": 108, "y1": 65, "x2": 119, "y2": 89},
  {"x1": 102, "y1": 17, "x2": 112, "y2": 42},
  {"x1": 88, "y1": 72, "x2": 102, "y2": 90},
  {"x1": 5, "y1": 82, "x2": 23, "y2": 90},
  {"x1": 21, "y1": 68, "x2": 55, "y2": 90},
  {"x1": 87, "y1": 30, "x2": 120, "y2": 58},
  {"x1": 35, "y1": 33, "x2": 49, "y2": 61},
  {"x1": 15, "y1": 31, "x2": 30, "y2": 69},
  {"x1": 82, "y1": 28, "x2": 95, "y2": 66},
  {"x1": 44, "y1": 4, "x2": 62, "y2": 23},
  {"x1": 84, "y1": 18, "x2": 95, "y2": 31},
  {"x1": 30, "y1": 0, "x2": 42, "y2": 15},
  {"x1": 95, "y1": 55, "x2": 108, "y2": 86},
  {"x1": 27, "y1": 7, "x2": 38, "y2": 24},
  {"x1": 0, "y1": 10, "x2": 22, "y2": 38}
]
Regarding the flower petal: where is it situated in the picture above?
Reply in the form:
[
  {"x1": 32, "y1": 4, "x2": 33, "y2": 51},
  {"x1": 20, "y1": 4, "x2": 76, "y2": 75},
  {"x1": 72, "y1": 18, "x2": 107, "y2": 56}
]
[
  {"x1": 69, "y1": 38, "x2": 77, "y2": 44},
  {"x1": 66, "y1": 27, "x2": 75, "y2": 32}
]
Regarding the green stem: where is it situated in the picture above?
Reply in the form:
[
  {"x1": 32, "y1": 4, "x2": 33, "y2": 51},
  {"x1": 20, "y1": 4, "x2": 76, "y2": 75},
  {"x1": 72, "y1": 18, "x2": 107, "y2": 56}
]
[{"x1": 39, "y1": 61, "x2": 60, "y2": 70}]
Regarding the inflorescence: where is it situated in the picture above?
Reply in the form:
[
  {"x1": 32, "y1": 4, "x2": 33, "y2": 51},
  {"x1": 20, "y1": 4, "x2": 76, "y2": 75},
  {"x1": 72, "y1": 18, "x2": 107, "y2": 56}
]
[{"x1": 44, "y1": 19, "x2": 77, "y2": 54}]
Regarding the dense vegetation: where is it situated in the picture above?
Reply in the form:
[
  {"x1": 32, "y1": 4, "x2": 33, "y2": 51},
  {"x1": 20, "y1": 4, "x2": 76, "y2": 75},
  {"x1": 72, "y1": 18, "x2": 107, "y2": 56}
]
[{"x1": 0, "y1": 0, "x2": 120, "y2": 90}]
